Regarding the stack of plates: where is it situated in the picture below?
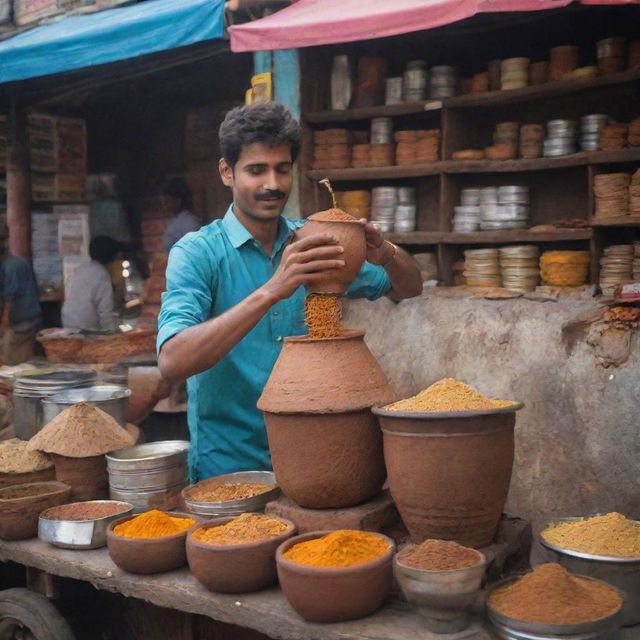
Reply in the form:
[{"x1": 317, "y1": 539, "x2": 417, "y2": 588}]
[
  {"x1": 540, "y1": 251, "x2": 590, "y2": 287},
  {"x1": 395, "y1": 187, "x2": 417, "y2": 232},
  {"x1": 463, "y1": 248, "x2": 501, "y2": 287},
  {"x1": 499, "y1": 245, "x2": 540, "y2": 292},
  {"x1": 500, "y1": 57, "x2": 529, "y2": 90},
  {"x1": 580, "y1": 114, "x2": 609, "y2": 151},
  {"x1": 600, "y1": 244, "x2": 634, "y2": 294},
  {"x1": 371, "y1": 186, "x2": 397, "y2": 232},
  {"x1": 428, "y1": 66, "x2": 456, "y2": 99},
  {"x1": 453, "y1": 206, "x2": 481, "y2": 232},
  {"x1": 544, "y1": 119, "x2": 577, "y2": 157},
  {"x1": 480, "y1": 186, "x2": 530, "y2": 230},
  {"x1": 594, "y1": 173, "x2": 631, "y2": 218}
]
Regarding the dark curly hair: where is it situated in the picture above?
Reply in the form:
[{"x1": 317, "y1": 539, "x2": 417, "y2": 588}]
[
  {"x1": 219, "y1": 102, "x2": 301, "y2": 169},
  {"x1": 162, "y1": 177, "x2": 192, "y2": 211}
]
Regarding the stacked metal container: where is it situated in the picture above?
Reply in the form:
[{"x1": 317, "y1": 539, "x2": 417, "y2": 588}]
[
  {"x1": 544, "y1": 119, "x2": 577, "y2": 157},
  {"x1": 403, "y1": 61, "x2": 427, "y2": 102},
  {"x1": 370, "y1": 117, "x2": 393, "y2": 144},
  {"x1": 371, "y1": 186, "x2": 397, "y2": 232},
  {"x1": 580, "y1": 114, "x2": 609, "y2": 151},
  {"x1": 385, "y1": 77, "x2": 404, "y2": 105},
  {"x1": 500, "y1": 57, "x2": 529, "y2": 90},
  {"x1": 395, "y1": 187, "x2": 417, "y2": 232},
  {"x1": 453, "y1": 188, "x2": 481, "y2": 232},
  {"x1": 480, "y1": 186, "x2": 530, "y2": 230},
  {"x1": 428, "y1": 66, "x2": 456, "y2": 99}
]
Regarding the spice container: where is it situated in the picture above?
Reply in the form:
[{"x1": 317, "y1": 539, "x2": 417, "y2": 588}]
[
  {"x1": 330, "y1": 55, "x2": 352, "y2": 111},
  {"x1": 403, "y1": 65, "x2": 427, "y2": 102},
  {"x1": 370, "y1": 117, "x2": 393, "y2": 144},
  {"x1": 500, "y1": 58, "x2": 529, "y2": 90},
  {"x1": 428, "y1": 66, "x2": 456, "y2": 98},
  {"x1": 453, "y1": 206, "x2": 481, "y2": 232},
  {"x1": 385, "y1": 77, "x2": 403, "y2": 105},
  {"x1": 540, "y1": 514, "x2": 640, "y2": 625},
  {"x1": 39, "y1": 500, "x2": 133, "y2": 549},
  {"x1": 599, "y1": 245, "x2": 634, "y2": 295},
  {"x1": 394, "y1": 541, "x2": 486, "y2": 633},
  {"x1": 544, "y1": 119, "x2": 577, "y2": 157},
  {"x1": 580, "y1": 114, "x2": 609, "y2": 151},
  {"x1": 371, "y1": 186, "x2": 398, "y2": 232},
  {"x1": 187, "y1": 514, "x2": 295, "y2": 593},
  {"x1": 182, "y1": 471, "x2": 279, "y2": 516}
]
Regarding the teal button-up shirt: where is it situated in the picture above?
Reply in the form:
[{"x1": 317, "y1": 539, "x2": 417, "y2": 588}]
[{"x1": 157, "y1": 207, "x2": 391, "y2": 481}]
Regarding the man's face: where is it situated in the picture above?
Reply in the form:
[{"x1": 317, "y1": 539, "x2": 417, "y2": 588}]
[{"x1": 219, "y1": 142, "x2": 293, "y2": 222}]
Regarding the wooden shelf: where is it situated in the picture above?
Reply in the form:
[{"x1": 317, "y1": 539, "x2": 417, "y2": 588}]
[
  {"x1": 305, "y1": 100, "x2": 442, "y2": 124},
  {"x1": 384, "y1": 229, "x2": 592, "y2": 245},
  {"x1": 307, "y1": 149, "x2": 640, "y2": 182},
  {"x1": 590, "y1": 216, "x2": 640, "y2": 227},
  {"x1": 445, "y1": 68, "x2": 640, "y2": 109}
]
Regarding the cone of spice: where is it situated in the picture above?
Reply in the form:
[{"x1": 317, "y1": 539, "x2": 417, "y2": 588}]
[
  {"x1": 27, "y1": 402, "x2": 134, "y2": 501},
  {"x1": 488, "y1": 563, "x2": 622, "y2": 625},
  {"x1": 397, "y1": 539, "x2": 484, "y2": 571},
  {"x1": 0, "y1": 438, "x2": 54, "y2": 485}
]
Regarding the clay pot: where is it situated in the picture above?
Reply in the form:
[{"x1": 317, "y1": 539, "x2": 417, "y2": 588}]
[
  {"x1": 276, "y1": 531, "x2": 395, "y2": 623},
  {"x1": 107, "y1": 512, "x2": 196, "y2": 574},
  {"x1": 258, "y1": 330, "x2": 396, "y2": 509},
  {"x1": 51, "y1": 454, "x2": 108, "y2": 501},
  {"x1": 186, "y1": 516, "x2": 296, "y2": 593},
  {"x1": 0, "y1": 481, "x2": 71, "y2": 540},
  {"x1": 295, "y1": 213, "x2": 366, "y2": 294},
  {"x1": 373, "y1": 404, "x2": 523, "y2": 548}
]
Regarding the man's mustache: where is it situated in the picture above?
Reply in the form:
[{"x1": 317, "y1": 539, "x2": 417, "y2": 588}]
[{"x1": 255, "y1": 190, "x2": 286, "y2": 201}]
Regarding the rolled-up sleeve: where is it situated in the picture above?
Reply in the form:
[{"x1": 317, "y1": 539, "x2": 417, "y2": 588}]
[
  {"x1": 346, "y1": 261, "x2": 391, "y2": 301},
  {"x1": 157, "y1": 238, "x2": 217, "y2": 354}
]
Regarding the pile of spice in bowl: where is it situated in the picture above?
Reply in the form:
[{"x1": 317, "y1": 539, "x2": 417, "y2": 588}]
[
  {"x1": 0, "y1": 438, "x2": 53, "y2": 484},
  {"x1": 540, "y1": 512, "x2": 640, "y2": 625},
  {"x1": 187, "y1": 513, "x2": 296, "y2": 593},
  {"x1": 107, "y1": 509, "x2": 197, "y2": 574},
  {"x1": 276, "y1": 530, "x2": 395, "y2": 622},
  {"x1": 394, "y1": 539, "x2": 486, "y2": 633},
  {"x1": 487, "y1": 563, "x2": 623, "y2": 628},
  {"x1": 182, "y1": 471, "x2": 278, "y2": 516},
  {"x1": 382, "y1": 378, "x2": 518, "y2": 413},
  {"x1": 39, "y1": 500, "x2": 133, "y2": 549}
]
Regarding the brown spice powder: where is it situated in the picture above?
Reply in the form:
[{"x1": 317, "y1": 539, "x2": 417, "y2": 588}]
[
  {"x1": 27, "y1": 402, "x2": 134, "y2": 458},
  {"x1": 304, "y1": 294, "x2": 343, "y2": 338},
  {"x1": 187, "y1": 482, "x2": 275, "y2": 503},
  {"x1": 397, "y1": 539, "x2": 482, "y2": 571},
  {"x1": 192, "y1": 513, "x2": 288, "y2": 545},
  {"x1": 310, "y1": 208, "x2": 358, "y2": 222},
  {"x1": 384, "y1": 378, "x2": 516, "y2": 413},
  {"x1": 488, "y1": 563, "x2": 622, "y2": 624},
  {"x1": 45, "y1": 501, "x2": 130, "y2": 521},
  {"x1": 0, "y1": 438, "x2": 52, "y2": 473}
]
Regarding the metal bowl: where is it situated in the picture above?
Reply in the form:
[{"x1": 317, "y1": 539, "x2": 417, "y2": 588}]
[
  {"x1": 373, "y1": 402, "x2": 523, "y2": 421},
  {"x1": 182, "y1": 471, "x2": 279, "y2": 517},
  {"x1": 486, "y1": 574, "x2": 624, "y2": 639},
  {"x1": 540, "y1": 517, "x2": 640, "y2": 625},
  {"x1": 106, "y1": 440, "x2": 189, "y2": 471},
  {"x1": 39, "y1": 500, "x2": 134, "y2": 549},
  {"x1": 393, "y1": 552, "x2": 486, "y2": 633}
]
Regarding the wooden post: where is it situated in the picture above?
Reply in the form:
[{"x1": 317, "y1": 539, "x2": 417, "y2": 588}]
[{"x1": 6, "y1": 104, "x2": 32, "y2": 261}]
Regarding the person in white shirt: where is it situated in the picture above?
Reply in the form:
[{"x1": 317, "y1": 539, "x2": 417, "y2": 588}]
[
  {"x1": 61, "y1": 236, "x2": 122, "y2": 331},
  {"x1": 161, "y1": 178, "x2": 200, "y2": 252}
]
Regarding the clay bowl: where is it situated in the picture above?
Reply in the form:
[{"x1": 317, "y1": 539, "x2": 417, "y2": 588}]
[
  {"x1": 186, "y1": 516, "x2": 296, "y2": 593},
  {"x1": 276, "y1": 530, "x2": 395, "y2": 623},
  {"x1": 295, "y1": 213, "x2": 366, "y2": 294},
  {"x1": 0, "y1": 467, "x2": 55, "y2": 487},
  {"x1": 0, "y1": 481, "x2": 71, "y2": 541},
  {"x1": 106, "y1": 512, "x2": 197, "y2": 574}
]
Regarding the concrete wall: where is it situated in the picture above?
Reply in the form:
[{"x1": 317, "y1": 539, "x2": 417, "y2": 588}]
[{"x1": 344, "y1": 289, "x2": 640, "y2": 525}]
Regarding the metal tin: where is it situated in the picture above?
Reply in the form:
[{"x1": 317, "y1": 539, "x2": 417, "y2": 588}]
[
  {"x1": 407, "y1": 60, "x2": 426, "y2": 70},
  {"x1": 38, "y1": 500, "x2": 134, "y2": 549},
  {"x1": 486, "y1": 575, "x2": 623, "y2": 639},
  {"x1": 182, "y1": 470, "x2": 279, "y2": 516},
  {"x1": 385, "y1": 77, "x2": 403, "y2": 105},
  {"x1": 403, "y1": 69, "x2": 427, "y2": 88},
  {"x1": 371, "y1": 187, "x2": 397, "y2": 206},
  {"x1": 42, "y1": 384, "x2": 130, "y2": 427},
  {"x1": 430, "y1": 65, "x2": 456, "y2": 74},
  {"x1": 395, "y1": 204, "x2": 417, "y2": 218},
  {"x1": 597, "y1": 37, "x2": 626, "y2": 59},
  {"x1": 371, "y1": 117, "x2": 393, "y2": 144},
  {"x1": 109, "y1": 481, "x2": 187, "y2": 513},
  {"x1": 454, "y1": 206, "x2": 481, "y2": 217},
  {"x1": 394, "y1": 220, "x2": 416, "y2": 233},
  {"x1": 397, "y1": 187, "x2": 416, "y2": 203},
  {"x1": 429, "y1": 86, "x2": 456, "y2": 99},
  {"x1": 394, "y1": 553, "x2": 486, "y2": 634},
  {"x1": 106, "y1": 441, "x2": 189, "y2": 472}
]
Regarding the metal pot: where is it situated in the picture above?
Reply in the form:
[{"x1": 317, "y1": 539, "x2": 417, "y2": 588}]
[{"x1": 42, "y1": 384, "x2": 131, "y2": 427}]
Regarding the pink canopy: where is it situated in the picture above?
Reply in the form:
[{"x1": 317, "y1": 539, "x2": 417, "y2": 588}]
[{"x1": 229, "y1": 0, "x2": 634, "y2": 53}]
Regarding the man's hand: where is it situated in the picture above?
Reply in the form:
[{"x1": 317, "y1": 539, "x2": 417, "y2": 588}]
[
  {"x1": 359, "y1": 219, "x2": 395, "y2": 266},
  {"x1": 261, "y1": 233, "x2": 345, "y2": 302}
]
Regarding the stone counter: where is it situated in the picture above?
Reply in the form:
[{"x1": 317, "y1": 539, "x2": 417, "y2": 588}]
[{"x1": 343, "y1": 288, "x2": 640, "y2": 525}]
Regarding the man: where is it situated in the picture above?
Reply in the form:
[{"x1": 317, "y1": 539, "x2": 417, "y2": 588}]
[
  {"x1": 61, "y1": 236, "x2": 122, "y2": 331},
  {"x1": 161, "y1": 178, "x2": 200, "y2": 252},
  {"x1": 0, "y1": 230, "x2": 42, "y2": 365},
  {"x1": 158, "y1": 102, "x2": 422, "y2": 481}
]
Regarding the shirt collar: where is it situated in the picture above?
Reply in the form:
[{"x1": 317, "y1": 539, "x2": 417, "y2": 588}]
[{"x1": 221, "y1": 206, "x2": 302, "y2": 252}]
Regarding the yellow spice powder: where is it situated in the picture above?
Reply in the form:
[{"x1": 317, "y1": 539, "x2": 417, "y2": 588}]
[
  {"x1": 384, "y1": 378, "x2": 516, "y2": 413},
  {"x1": 304, "y1": 294, "x2": 343, "y2": 338},
  {"x1": 542, "y1": 512, "x2": 640, "y2": 557}
]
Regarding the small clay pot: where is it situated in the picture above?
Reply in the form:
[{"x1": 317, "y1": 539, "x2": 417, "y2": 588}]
[
  {"x1": 295, "y1": 215, "x2": 366, "y2": 294},
  {"x1": 0, "y1": 481, "x2": 71, "y2": 540},
  {"x1": 186, "y1": 516, "x2": 296, "y2": 593},
  {"x1": 276, "y1": 531, "x2": 395, "y2": 623},
  {"x1": 51, "y1": 454, "x2": 108, "y2": 501},
  {"x1": 106, "y1": 512, "x2": 196, "y2": 574}
]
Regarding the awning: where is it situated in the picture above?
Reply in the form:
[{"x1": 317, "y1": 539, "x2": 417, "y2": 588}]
[
  {"x1": 229, "y1": 0, "x2": 631, "y2": 52},
  {"x1": 0, "y1": 0, "x2": 225, "y2": 85}
]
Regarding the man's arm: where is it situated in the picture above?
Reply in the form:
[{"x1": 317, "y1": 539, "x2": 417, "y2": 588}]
[
  {"x1": 158, "y1": 233, "x2": 344, "y2": 383},
  {"x1": 360, "y1": 221, "x2": 423, "y2": 301}
]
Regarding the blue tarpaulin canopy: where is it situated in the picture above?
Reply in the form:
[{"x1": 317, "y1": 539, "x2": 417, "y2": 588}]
[{"x1": 0, "y1": 0, "x2": 225, "y2": 85}]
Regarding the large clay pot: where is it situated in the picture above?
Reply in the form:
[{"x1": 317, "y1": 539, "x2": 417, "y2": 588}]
[
  {"x1": 51, "y1": 454, "x2": 108, "y2": 501},
  {"x1": 258, "y1": 330, "x2": 396, "y2": 509},
  {"x1": 372, "y1": 404, "x2": 523, "y2": 548},
  {"x1": 296, "y1": 212, "x2": 366, "y2": 294}
]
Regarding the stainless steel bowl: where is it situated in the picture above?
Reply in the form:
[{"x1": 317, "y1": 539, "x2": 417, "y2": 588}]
[
  {"x1": 106, "y1": 440, "x2": 189, "y2": 472},
  {"x1": 38, "y1": 500, "x2": 133, "y2": 549},
  {"x1": 540, "y1": 517, "x2": 640, "y2": 626},
  {"x1": 109, "y1": 481, "x2": 187, "y2": 512},
  {"x1": 486, "y1": 574, "x2": 624, "y2": 639},
  {"x1": 182, "y1": 470, "x2": 279, "y2": 516},
  {"x1": 394, "y1": 552, "x2": 486, "y2": 633}
]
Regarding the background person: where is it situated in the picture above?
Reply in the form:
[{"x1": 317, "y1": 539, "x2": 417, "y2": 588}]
[{"x1": 161, "y1": 178, "x2": 200, "y2": 252}]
